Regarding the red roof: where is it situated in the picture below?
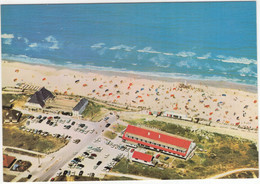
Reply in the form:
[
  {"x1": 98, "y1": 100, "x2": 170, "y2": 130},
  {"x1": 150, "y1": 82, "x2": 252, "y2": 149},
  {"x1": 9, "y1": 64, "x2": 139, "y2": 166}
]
[
  {"x1": 123, "y1": 125, "x2": 192, "y2": 156},
  {"x1": 132, "y1": 151, "x2": 153, "y2": 162},
  {"x1": 3, "y1": 154, "x2": 16, "y2": 168}
]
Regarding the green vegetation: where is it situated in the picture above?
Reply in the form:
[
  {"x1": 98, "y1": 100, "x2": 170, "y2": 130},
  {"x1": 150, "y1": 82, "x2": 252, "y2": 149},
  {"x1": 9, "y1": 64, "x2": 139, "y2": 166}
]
[
  {"x1": 102, "y1": 175, "x2": 135, "y2": 180},
  {"x1": 222, "y1": 171, "x2": 259, "y2": 179},
  {"x1": 81, "y1": 101, "x2": 107, "y2": 122},
  {"x1": 55, "y1": 176, "x2": 99, "y2": 181},
  {"x1": 113, "y1": 158, "x2": 181, "y2": 179},
  {"x1": 110, "y1": 123, "x2": 126, "y2": 133},
  {"x1": 3, "y1": 174, "x2": 16, "y2": 182},
  {"x1": 2, "y1": 93, "x2": 29, "y2": 108},
  {"x1": 3, "y1": 125, "x2": 69, "y2": 154},
  {"x1": 103, "y1": 130, "x2": 117, "y2": 140},
  {"x1": 116, "y1": 119, "x2": 259, "y2": 179}
]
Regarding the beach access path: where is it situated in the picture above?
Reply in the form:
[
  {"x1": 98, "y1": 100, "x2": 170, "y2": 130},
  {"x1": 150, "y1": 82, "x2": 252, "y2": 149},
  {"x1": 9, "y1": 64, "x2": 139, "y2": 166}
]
[{"x1": 207, "y1": 168, "x2": 259, "y2": 179}]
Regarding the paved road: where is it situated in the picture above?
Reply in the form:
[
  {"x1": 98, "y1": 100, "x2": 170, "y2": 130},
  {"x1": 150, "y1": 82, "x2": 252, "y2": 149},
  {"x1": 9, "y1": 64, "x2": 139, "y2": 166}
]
[
  {"x1": 207, "y1": 168, "x2": 259, "y2": 179},
  {"x1": 29, "y1": 114, "x2": 116, "y2": 182}
]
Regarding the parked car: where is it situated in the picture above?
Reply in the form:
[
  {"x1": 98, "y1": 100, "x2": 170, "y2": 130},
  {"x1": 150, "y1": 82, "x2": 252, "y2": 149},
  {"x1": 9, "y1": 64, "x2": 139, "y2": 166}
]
[
  {"x1": 63, "y1": 170, "x2": 68, "y2": 176},
  {"x1": 71, "y1": 121, "x2": 75, "y2": 125},
  {"x1": 105, "y1": 123, "x2": 111, "y2": 128},
  {"x1": 130, "y1": 148, "x2": 135, "y2": 153},
  {"x1": 156, "y1": 154, "x2": 161, "y2": 159},
  {"x1": 164, "y1": 156, "x2": 170, "y2": 161},
  {"x1": 73, "y1": 139, "x2": 81, "y2": 144},
  {"x1": 27, "y1": 174, "x2": 32, "y2": 179},
  {"x1": 50, "y1": 178, "x2": 55, "y2": 181},
  {"x1": 79, "y1": 171, "x2": 84, "y2": 176},
  {"x1": 96, "y1": 161, "x2": 102, "y2": 165},
  {"x1": 91, "y1": 153, "x2": 97, "y2": 157}
]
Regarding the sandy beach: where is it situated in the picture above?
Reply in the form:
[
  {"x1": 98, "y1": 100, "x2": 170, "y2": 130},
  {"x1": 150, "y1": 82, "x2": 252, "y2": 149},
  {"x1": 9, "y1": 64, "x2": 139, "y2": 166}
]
[{"x1": 2, "y1": 60, "x2": 258, "y2": 129}]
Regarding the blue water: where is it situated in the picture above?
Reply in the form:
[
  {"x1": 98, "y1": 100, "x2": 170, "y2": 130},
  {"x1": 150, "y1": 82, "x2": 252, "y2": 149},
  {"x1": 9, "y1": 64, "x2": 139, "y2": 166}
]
[{"x1": 1, "y1": 2, "x2": 257, "y2": 86}]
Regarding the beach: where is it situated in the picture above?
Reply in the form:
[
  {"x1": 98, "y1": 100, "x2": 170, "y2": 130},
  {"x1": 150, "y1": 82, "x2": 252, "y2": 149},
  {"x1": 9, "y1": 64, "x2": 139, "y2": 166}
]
[{"x1": 2, "y1": 60, "x2": 258, "y2": 129}]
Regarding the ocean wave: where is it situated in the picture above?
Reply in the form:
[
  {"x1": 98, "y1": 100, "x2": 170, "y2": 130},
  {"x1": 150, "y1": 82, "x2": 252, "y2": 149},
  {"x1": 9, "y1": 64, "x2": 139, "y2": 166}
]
[
  {"x1": 177, "y1": 60, "x2": 190, "y2": 68},
  {"x1": 150, "y1": 54, "x2": 170, "y2": 68},
  {"x1": 137, "y1": 47, "x2": 161, "y2": 54},
  {"x1": 90, "y1": 43, "x2": 105, "y2": 49},
  {"x1": 197, "y1": 53, "x2": 211, "y2": 60},
  {"x1": 109, "y1": 44, "x2": 136, "y2": 52},
  {"x1": 28, "y1": 43, "x2": 38, "y2": 48},
  {"x1": 45, "y1": 35, "x2": 59, "y2": 50},
  {"x1": 221, "y1": 56, "x2": 257, "y2": 65},
  {"x1": 176, "y1": 51, "x2": 196, "y2": 57},
  {"x1": 2, "y1": 33, "x2": 14, "y2": 45},
  {"x1": 163, "y1": 52, "x2": 174, "y2": 56},
  {"x1": 97, "y1": 47, "x2": 107, "y2": 55},
  {"x1": 1, "y1": 33, "x2": 14, "y2": 39},
  {"x1": 238, "y1": 66, "x2": 257, "y2": 77},
  {"x1": 2, "y1": 53, "x2": 53, "y2": 65}
]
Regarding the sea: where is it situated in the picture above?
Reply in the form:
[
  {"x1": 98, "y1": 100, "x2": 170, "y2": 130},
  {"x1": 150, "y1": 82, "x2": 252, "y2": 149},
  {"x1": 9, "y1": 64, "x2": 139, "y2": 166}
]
[{"x1": 1, "y1": 2, "x2": 257, "y2": 86}]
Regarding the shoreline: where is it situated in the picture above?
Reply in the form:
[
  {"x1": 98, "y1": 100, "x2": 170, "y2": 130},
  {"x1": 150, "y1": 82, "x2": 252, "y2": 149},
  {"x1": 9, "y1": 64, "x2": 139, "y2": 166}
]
[
  {"x1": 2, "y1": 59, "x2": 257, "y2": 93},
  {"x1": 2, "y1": 59, "x2": 258, "y2": 129}
]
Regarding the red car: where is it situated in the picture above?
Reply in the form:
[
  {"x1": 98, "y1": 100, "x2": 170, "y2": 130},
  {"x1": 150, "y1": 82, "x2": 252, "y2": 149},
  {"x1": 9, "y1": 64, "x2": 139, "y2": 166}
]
[
  {"x1": 156, "y1": 154, "x2": 160, "y2": 159},
  {"x1": 130, "y1": 148, "x2": 135, "y2": 153},
  {"x1": 48, "y1": 116, "x2": 53, "y2": 120},
  {"x1": 50, "y1": 178, "x2": 55, "y2": 181}
]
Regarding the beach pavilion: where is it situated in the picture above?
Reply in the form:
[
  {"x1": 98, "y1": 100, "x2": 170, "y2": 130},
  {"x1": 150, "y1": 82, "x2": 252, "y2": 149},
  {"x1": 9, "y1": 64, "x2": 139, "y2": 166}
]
[{"x1": 122, "y1": 125, "x2": 196, "y2": 159}]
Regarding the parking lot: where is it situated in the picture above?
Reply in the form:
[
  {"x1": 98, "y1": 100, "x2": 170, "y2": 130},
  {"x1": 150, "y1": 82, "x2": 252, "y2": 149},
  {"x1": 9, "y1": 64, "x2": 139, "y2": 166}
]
[
  {"x1": 54, "y1": 133, "x2": 132, "y2": 179},
  {"x1": 21, "y1": 114, "x2": 99, "y2": 142}
]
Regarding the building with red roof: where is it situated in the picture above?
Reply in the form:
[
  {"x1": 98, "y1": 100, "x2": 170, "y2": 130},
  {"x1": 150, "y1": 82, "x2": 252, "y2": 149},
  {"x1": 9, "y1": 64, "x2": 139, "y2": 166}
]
[
  {"x1": 3, "y1": 154, "x2": 16, "y2": 168},
  {"x1": 122, "y1": 125, "x2": 196, "y2": 159},
  {"x1": 132, "y1": 151, "x2": 154, "y2": 166}
]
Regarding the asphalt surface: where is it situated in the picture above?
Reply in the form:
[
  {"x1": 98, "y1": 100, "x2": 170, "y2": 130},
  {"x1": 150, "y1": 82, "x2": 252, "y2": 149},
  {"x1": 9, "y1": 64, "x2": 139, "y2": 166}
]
[{"x1": 23, "y1": 112, "x2": 116, "y2": 182}]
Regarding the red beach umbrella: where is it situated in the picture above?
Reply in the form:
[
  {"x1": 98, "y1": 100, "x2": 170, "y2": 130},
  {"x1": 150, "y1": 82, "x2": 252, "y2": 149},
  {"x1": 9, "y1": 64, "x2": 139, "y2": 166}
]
[
  {"x1": 15, "y1": 69, "x2": 19, "y2": 73},
  {"x1": 254, "y1": 100, "x2": 257, "y2": 103},
  {"x1": 117, "y1": 96, "x2": 120, "y2": 98},
  {"x1": 13, "y1": 78, "x2": 18, "y2": 82},
  {"x1": 42, "y1": 78, "x2": 46, "y2": 81},
  {"x1": 83, "y1": 84, "x2": 87, "y2": 87},
  {"x1": 109, "y1": 93, "x2": 113, "y2": 96},
  {"x1": 140, "y1": 99, "x2": 144, "y2": 102}
]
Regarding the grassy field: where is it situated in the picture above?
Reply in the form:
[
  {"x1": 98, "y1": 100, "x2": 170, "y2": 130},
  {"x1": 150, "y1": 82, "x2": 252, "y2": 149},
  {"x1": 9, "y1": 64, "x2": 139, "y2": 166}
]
[
  {"x1": 81, "y1": 101, "x2": 108, "y2": 122},
  {"x1": 113, "y1": 119, "x2": 259, "y2": 179},
  {"x1": 222, "y1": 171, "x2": 259, "y2": 179},
  {"x1": 54, "y1": 175, "x2": 135, "y2": 181},
  {"x1": 110, "y1": 123, "x2": 126, "y2": 133},
  {"x1": 2, "y1": 93, "x2": 30, "y2": 109},
  {"x1": 3, "y1": 125, "x2": 69, "y2": 154},
  {"x1": 103, "y1": 130, "x2": 117, "y2": 140},
  {"x1": 102, "y1": 175, "x2": 135, "y2": 180}
]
